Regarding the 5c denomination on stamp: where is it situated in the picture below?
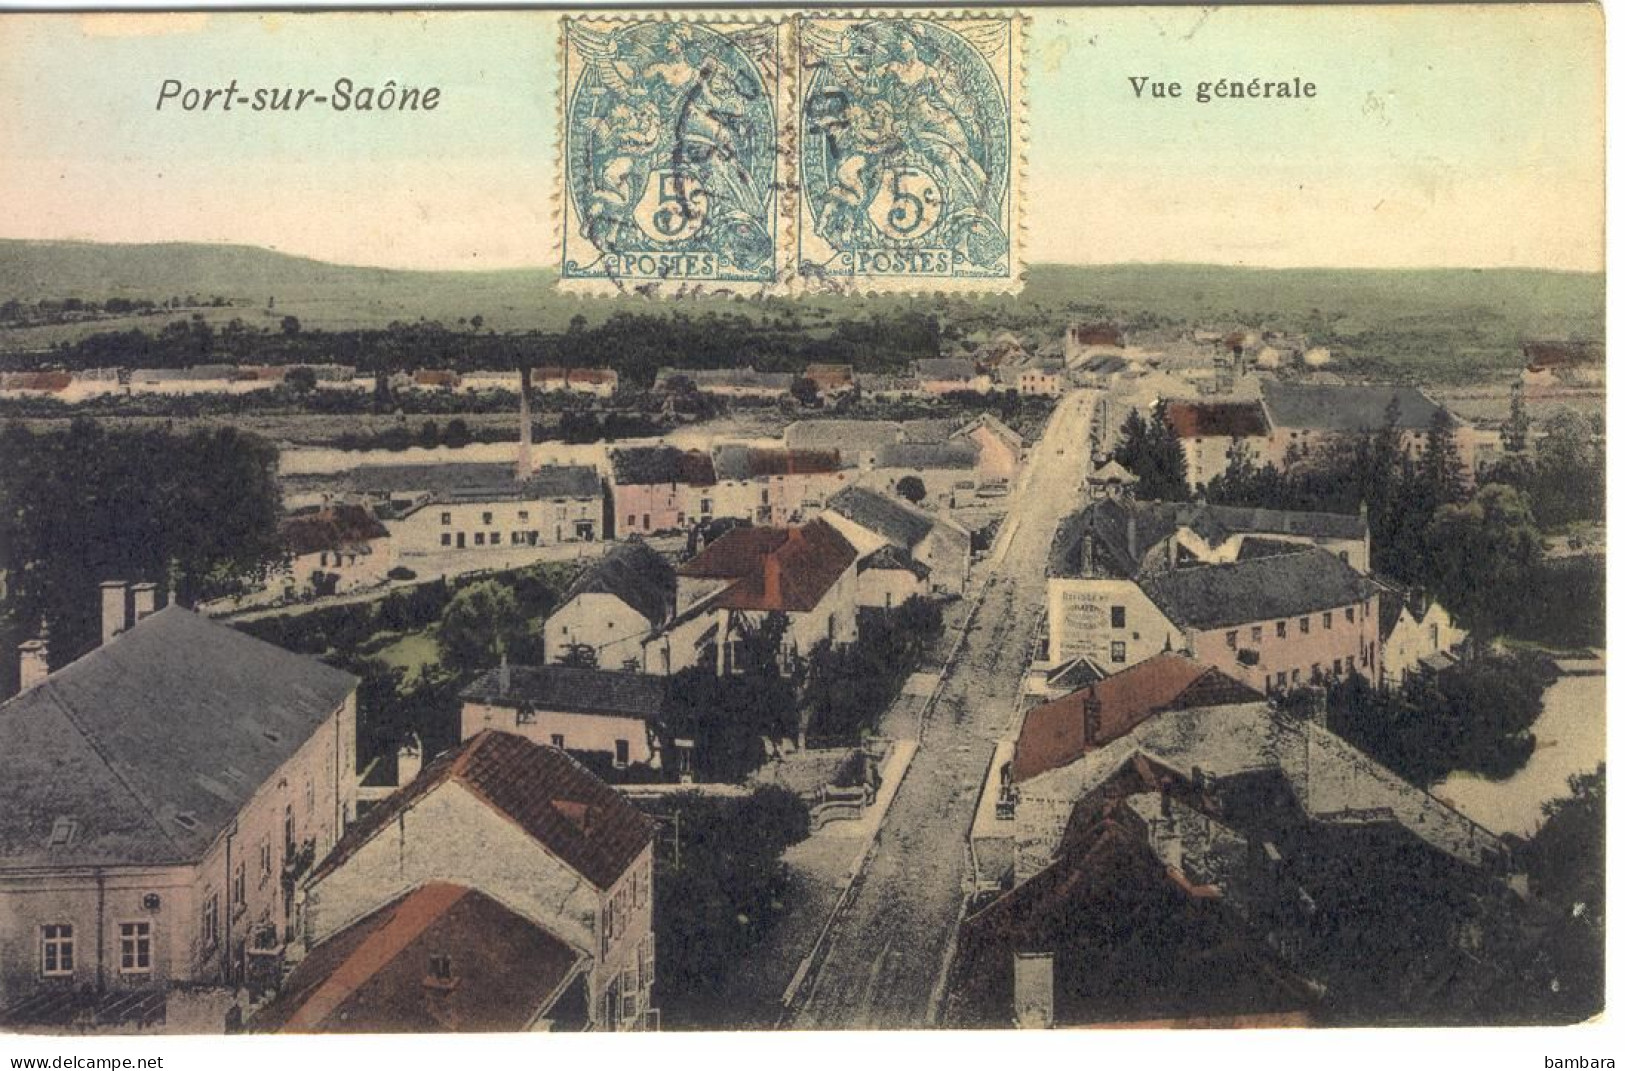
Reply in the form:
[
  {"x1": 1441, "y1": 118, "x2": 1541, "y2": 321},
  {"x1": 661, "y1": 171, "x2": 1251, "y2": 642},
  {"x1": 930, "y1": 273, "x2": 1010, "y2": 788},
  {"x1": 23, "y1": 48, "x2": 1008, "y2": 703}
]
[
  {"x1": 561, "y1": 17, "x2": 791, "y2": 293},
  {"x1": 796, "y1": 12, "x2": 1025, "y2": 292}
]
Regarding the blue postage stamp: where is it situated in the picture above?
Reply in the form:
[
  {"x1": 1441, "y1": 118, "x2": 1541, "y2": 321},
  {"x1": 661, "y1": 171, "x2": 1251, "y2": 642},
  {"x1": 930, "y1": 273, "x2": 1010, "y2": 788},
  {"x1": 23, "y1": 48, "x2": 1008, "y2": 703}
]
[
  {"x1": 797, "y1": 13, "x2": 1024, "y2": 291},
  {"x1": 561, "y1": 18, "x2": 788, "y2": 292}
]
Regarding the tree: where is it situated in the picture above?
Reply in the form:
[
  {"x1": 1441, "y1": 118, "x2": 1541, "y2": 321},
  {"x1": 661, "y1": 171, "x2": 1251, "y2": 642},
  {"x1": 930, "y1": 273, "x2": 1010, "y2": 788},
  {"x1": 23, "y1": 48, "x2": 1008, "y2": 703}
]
[
  {"x1": 469, "y1": 314, "x2": 484, "y2": 332},
  {"x1": 1419, "y1": 409, "x2": 1469, "y2": 507},
  {"x1": 285, "y1": 365, "x2": 317, "y2": 396},
  {"x1": 280, "y1": 315, "x2": 301, "y2": 336},
  {"x1": 896, "y1": 475, "x2": 927, "y2": 504},
  {"x1": 436, "y1": 580, "x2": 525, "y2": 674},
  {"x1": 1111, "y1": 402, "x2": 1188, "y2": 501},
  {"x1": 1513, "y1": 765, "x2": 1605, "y2": 1022},
  {"x1": 1423, "y1": 483, "x2": 1542, "y2": 639},
  {"x1": 789, "y1": 376, "x2": 822, "y2": 407},
  {"x1": 1501, "y1": 383, "x2": 1532, "y2": 455},
  {"x1": 442, "y1": 418, "x2": 473, "y2": 449}
]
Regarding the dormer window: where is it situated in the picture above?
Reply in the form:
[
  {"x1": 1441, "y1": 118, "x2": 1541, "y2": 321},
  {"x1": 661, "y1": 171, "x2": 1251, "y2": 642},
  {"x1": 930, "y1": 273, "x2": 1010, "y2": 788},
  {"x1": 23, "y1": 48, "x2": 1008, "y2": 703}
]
[{"x1": 429, "y1": 953, "x2": 453, "y2": 982}]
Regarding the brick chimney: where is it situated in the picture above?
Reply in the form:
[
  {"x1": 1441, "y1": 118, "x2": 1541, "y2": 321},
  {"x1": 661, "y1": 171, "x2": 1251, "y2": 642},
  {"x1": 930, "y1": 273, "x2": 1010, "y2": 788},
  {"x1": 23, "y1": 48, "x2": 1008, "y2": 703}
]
[
  {"x1": 131, "y1": 582, "x2": 158, "y2": 623},
  {"x1": 763, "y1": 552, "x2": 782, "y2": 607},
  {"x1": 100, "y1": 581, "x2": 129, "y2": 646},
  {"x1": 18, "y1": 636, "x2": 48, "y2": 691}
]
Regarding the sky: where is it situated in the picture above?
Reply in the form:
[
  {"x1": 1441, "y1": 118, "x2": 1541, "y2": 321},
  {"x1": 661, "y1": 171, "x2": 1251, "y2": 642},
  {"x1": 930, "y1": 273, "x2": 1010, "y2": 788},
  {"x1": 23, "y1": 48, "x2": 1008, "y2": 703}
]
[{"x1": 0, "y1": 4, "x2": 1604, "y2": 271}]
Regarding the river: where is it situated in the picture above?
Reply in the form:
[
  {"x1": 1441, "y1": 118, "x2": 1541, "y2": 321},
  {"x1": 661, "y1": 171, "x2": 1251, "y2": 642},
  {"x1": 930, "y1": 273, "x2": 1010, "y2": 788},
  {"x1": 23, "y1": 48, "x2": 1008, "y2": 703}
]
[{"x1": 1433, "y1": 667, "x2": 1606, "y2": 837}]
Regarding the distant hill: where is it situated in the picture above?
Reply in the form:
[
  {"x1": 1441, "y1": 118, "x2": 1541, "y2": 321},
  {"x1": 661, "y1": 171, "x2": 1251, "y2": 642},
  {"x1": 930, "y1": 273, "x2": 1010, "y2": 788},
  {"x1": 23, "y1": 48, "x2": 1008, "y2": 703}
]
[{"x1": 0, "y1": 240, "x2": 1603, "y2": 382}]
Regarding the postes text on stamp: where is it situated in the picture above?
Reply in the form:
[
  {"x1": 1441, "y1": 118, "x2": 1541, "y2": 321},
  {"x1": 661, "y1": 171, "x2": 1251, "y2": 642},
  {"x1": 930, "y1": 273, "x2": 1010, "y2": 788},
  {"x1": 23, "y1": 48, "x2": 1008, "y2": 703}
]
[
  {"x1": 796, "y1": 12, "x2": 1024, "y2": 292},
  {"x1": 561, "y1": 18, "x2": 788, "y2": 292}
]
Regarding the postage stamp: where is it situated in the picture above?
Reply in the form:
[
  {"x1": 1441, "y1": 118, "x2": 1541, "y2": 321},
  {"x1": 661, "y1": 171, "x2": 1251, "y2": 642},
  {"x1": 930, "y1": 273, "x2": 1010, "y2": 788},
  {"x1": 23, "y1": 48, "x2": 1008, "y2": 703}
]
[
  {"x1": 795, "y1": 12, "x2": 1025, "y2": 292},
  {"x1": 560, "y1": 17, "x2": 791, "y2": 293}
]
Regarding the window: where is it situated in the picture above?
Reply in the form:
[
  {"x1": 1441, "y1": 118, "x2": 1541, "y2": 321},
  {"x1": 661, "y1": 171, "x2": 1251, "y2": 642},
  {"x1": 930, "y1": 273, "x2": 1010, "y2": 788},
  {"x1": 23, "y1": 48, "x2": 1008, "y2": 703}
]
[
  {"x1": 625, "y1": 514, "x2": 635, "y2": 531},
  {"x1": 551, "y1": 734, "x2": 565, "y2": 749},
  {"x1": 233, "y1": 860, "x2": 246, "y2": 909},
  {"x1": 518, "y1": 510, "x2": 530, "y2": 523},
  {"x1": 260, "y1": 839, "x2": 273, "y2": 879},
  {"x1": 676, "y1": 512, "x2": 685, "y2": 527},
  {"x1": 481, "y1": 511, "x2": 493, "y2": 525},
  {"x1": 440, "y1": 512, "x2": 452, "y2": 526},
  {"x1": 201, "y1": 893, "x2": 220, "y2": 950},
  {"x1": 1275, "y1": 672, "x2": 1287, "y2": 691},
  {"x1": 48, "y1": 817, "x2": 77, "y2": 848},
  {"x1": 1110, "y1": 641, "x2": 1126, "y2": 664},
  {"x1": 1225, "y1": 630, "x2": 1238, "y2": 650},
  {"x1": 284, "y1": 804, "x2": 297, "y2": 856},
  {"x1": 1291, "y1": 668, "x2": 1301, "y2": 685},
  {"x1": 1345, "y1": 607, "x2": 1356, "y2": 623},
  {"x1": 1322, "y1": 612, "x2": 1333, "y2": 630},
  {"x1": 1276, "y1": 620, "x2": 1287, "y2": 639},
  {"x1": 516, "y1": 704, "x2": 536, "y2": 726},
  {"x1": 700, "y1": 498, "x2": 713, "y2": 514},
  {"x1": 1430, "y1": 624, "x2": 1440, "y2": 649},
  {"x1": 1299, "y1": 617, "x2": 1310, "y2": 634},
  {"x1": 1333, "y1": 658, "x2": 1343, "y2": 676},
  {"x1": 642, "y1": 514, "x2": 651, "y2": 530},
  {"x1": 1251, "y1": 625, "x2": 1263, "y2": 644},
  {"x1": 429, "y1": 953, "x2": 454, "y2": 982},
  {"x1": 1311, "y1": 663, "x2": 1322, "y2": 682},
  {"x1": 615, "y1": 739, "x2": 630, "y2": 768},
  {"x1": 1110, "y1": 605, "x2": 1126, "y2": 629},
  {"x1": 474, "y1": 532, "x2": 485, "y2": 546},
  {"x1": 40, "y1": 924, "x2": 73, "y2": 977},
  {"x1": 119, "y1": 922, "x2": 152, "y2": 975},
  {"x1": 440, "y1": 533, "x2": 452, "y2": 547}
]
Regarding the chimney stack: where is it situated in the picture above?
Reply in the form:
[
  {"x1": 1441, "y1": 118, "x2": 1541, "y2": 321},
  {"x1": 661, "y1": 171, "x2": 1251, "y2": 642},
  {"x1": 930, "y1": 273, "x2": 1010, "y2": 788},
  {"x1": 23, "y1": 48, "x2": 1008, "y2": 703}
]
[
  {"x1": 18, "y1": 635, "x2": 48, "y2": 691},
  {"x1": 498, "y1": 652, "x2": 512, "y2": 695},
  {"x1": 131, "y1": 582, "x2": 158, "y2": 622},
  {"x1": 763, "y1": 552, "x2": 783, "y2": 607},
  {"x1": 100, "y1": 581, "x2": 129, "y2": 645}
]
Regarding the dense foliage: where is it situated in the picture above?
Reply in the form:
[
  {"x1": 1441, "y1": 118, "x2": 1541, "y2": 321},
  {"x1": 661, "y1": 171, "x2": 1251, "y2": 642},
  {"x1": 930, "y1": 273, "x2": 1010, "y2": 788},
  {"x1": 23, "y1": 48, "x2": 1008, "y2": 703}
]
[
  {"x1": 1111, "y1": 400, "x2": 1188, "y2": 501},
  {"x1": 647, "y1": 786, "x2": 811, "y2": 1027},
  {"x1": 0, "y1": 419, "x2": 284, "y2": 693},
  {"x1": 1313, "y1": 653, "x2": 1557, "y2": 785},
  {"x1": 803, "y1": 598, "x2": 945, "y2": 743}
]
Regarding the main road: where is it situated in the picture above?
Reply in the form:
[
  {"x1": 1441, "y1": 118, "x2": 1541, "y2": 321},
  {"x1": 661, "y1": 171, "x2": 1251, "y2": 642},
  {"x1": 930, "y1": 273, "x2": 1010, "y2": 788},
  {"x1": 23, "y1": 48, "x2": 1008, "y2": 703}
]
[{"x1": 787, "y1": 389, "x2": 1102, "y2": 1028}]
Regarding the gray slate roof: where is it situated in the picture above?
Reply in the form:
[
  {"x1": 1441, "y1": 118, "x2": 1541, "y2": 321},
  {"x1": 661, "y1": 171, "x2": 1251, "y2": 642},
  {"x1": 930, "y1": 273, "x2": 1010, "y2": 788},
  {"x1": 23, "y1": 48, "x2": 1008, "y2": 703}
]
[
  {"x1": 876, "y1": 442, "x2": 978, "y2": 470},
  {"x1": 350, "y1": 463, "x2": 599, "y2": 502},
  {"x1": 1138, "y1": 548, "x2": 1373, "y2": 630},
  {"x1": 915, "y1": 358, "x2": 979, "y2": 380},
  {"x1": 556, "y1": 542, "x2": 677, "y2": 627},
  {"x1": 858, "y1": 545, "x2": 931, "y2": 580},
  {"x1": 0, "y1": 606, "x2": 357, "y2": 868},
  {"x1": 825, "y1": 486, "x2": 935, "y2": 549},
  {"x1": 1260, "y1": 380, "x2": 1450, "y2": 434},
  {"x1": 784, "y1": 420, "x2": 902, "y2": 456},
  {"x1": 1049, "y1": 498, "x2": 1367, "y2": 578},
  {"x1": 461, "y1": 665, "x2": 667, "y2": 721}
]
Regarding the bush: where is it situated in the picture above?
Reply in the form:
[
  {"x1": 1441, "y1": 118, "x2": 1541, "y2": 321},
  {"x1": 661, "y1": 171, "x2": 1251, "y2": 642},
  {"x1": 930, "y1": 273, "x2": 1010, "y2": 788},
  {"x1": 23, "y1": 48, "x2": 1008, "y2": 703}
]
[{"x1": 387, "y1": 566, "x2": 418, "y2": 582}]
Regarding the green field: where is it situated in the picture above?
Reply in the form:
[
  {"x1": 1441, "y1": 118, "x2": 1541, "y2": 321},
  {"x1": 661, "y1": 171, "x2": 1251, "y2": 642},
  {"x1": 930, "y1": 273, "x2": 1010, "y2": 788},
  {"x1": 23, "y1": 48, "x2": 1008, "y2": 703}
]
[{"x1": 0, "y1": 239, "x2": 1604, "y2": 384}]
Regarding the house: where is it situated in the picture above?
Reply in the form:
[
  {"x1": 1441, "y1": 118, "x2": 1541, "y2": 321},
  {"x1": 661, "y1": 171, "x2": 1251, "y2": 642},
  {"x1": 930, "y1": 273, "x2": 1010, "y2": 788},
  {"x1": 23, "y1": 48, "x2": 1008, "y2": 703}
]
[
  {"x1": 0, "y1": 587, "x2": 359, "y2": 1019},
  {"x1": 409, "y1": 370, "x2": 462, "y2": 392},
  {"x1": 1374, "y1": 578, "x2": 1467, "y2": 689},
  {"x1": 460, "y1": 664, "x2": 666, "y2": 775},
  {"x1": 128, "y1": 365, "x2": 238, "y2": 395},
  {"x1": 534, "y1": 367, "x2": 619, "y2": 397},
  {"x1": 999, "y1": 358, "x2": 1065, "y2": 398},
  {"x1": 1162, "y1": 400, "x2": 1272, "y2": 489},
  {"x1": 276, "y1": 506, "x2": 393, "y2": 599},
  {"x1": 1520, "y1": 341, "x2": 1604, "y2": 391},
  {"x1": 1258, "y1": 380, "x2": 1472, "y2": 471},
  {"x1": 252, "y1": 883, "x2": 592, "y2": 1032},
  {"x1": 821, "y1": 485, "x2": 972, "y2": 596},
  {"x1": 458, "y1": 369, "x2": 523, "y2": 393},
  {"x1": 1008, "y1": 654, "x2": 1262, "y2": 787},
  {"x1": 1063, "y1": 323, "x2": 1126, "y2": 360},
  {"x1": 1049, "y1": 543, "x2": 1379, "y2": 693},
  {"x1": 853, "y1": 546, "x2": 932, "y2": 610},
  {"x1": 287, "y1": 731, "x2": 657, "y2": 1032},
  {"x1": 647, "y1": 520, "x2": 859, "y2": 676},
  {"x1": 708, "y1": 446, "x2": 851, "y2": 527},
  {"x1": 608, "y1": 447, "x2": 717, "y2": 537},
  {"x1": 852, "y1": 373, "x2": 923, "y2": 401},
  {"x1": 959, "y1": 695, "x2": 1517, "y2": 1027},
  {"x1": 872, "y1": 442, "x2": 980, "y2": 505},
  {"x1": 954, "y1": 414, "x2": 1025, "y2": 485},
  {"x1": 915, "y1": 358, "x2": 991, "y2": 395},
  {"x1": 0, "y1": 371, "x2": 72, "y2": 400},
  {"x1": 784, "y1": 419, "x2": 902, "y2": 469},
  {"x1": 803, "y1": 363, "x2": 855, "y2": 397},
  {"x1": 543, "y1": 542, "x2": 677, "y2": 672},
  {"x1": 654, "y1": 366, "x2": 794, "y2": 400},
  {"x1": 355, "y1": 463, "x2": 603, "y2": 557}
]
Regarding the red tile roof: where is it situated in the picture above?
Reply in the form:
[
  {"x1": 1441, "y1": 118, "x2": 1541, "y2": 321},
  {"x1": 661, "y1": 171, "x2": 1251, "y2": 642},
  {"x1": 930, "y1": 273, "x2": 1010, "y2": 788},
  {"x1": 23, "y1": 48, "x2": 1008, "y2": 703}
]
[
  {"x1": 677, "y1": 519, "x2": 857, "y2": 613},
  {"x1": 253, "y1": 882, "x2": 584, "y2": 1033},
  {"x1": 804, "y1": 363, "x2": 855, "y2": 390},
  {"x1": 1163, "y1": 400, "x2": 1270, "y2": 439},
  {"x1": 309, "y1": 731, "x2": 654, "y2": 890},
  {"x1": 1, "y1": 371, "x2": 72, "y2": 392},
  {"x1": 1010, "y1": 654, "x2": 1261, "y2": 783}
]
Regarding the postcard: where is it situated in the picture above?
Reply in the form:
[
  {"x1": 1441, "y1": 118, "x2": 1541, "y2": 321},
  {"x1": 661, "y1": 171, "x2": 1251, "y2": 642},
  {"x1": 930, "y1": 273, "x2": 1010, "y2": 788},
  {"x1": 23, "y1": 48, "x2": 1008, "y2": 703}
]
[{"x1": 0, "y1": 0, "x2": 1606, "y2": 1051}]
